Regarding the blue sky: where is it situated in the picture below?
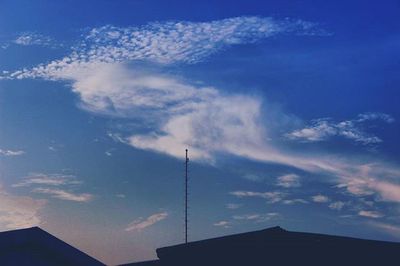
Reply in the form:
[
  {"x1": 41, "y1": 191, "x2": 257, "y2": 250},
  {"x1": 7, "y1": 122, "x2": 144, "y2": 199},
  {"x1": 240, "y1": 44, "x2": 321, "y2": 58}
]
[{"x1": 1, "y1": 0, "x2": 400, "y2": 264}]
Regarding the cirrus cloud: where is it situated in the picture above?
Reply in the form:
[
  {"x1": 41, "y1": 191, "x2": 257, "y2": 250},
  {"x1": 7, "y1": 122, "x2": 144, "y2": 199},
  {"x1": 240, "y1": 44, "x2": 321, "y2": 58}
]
[{"x1": 125, "y1": 212, "x2": 168, "y2": 232}]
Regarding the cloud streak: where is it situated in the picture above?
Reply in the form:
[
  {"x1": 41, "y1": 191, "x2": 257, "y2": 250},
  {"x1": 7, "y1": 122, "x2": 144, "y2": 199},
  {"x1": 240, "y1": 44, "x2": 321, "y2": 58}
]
[
  {"x1": 358, "y1": 210, "x2": 383, "y2": 219},
  {"x1": 32, "y1": 188, "x2": 93, "y2": 202},
  {"x1": 230, "y1": 191, "x2": 285, "y2": 203},
  {"x1": 12, "y1": 173, "x2": 82, "y2": 188},
  {"x1": 0, "y1": 149, "x2": 25, "y2": 156},
  {"x1": 232, "y1": 212, "x2": 280, "y2": 223},
  {"x1": 13, "y1": 173, "x2": 93, "y2": 202},
  {"x1": 125, "y1": 212, "x2": 168, "y2": 232}
]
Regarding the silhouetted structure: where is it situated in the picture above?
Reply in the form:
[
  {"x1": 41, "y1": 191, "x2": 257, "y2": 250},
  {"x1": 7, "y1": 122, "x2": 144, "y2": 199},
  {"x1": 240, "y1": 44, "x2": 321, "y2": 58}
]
[
  {"x1": 124, "y1": 226, "x2": 400, "y2": 266},
  {"x1": 184, "y1": 148, "x2": 189, "y2": 244},
  {"x1": 0, "y1": 227, "x2": 104, "y2": 266}
]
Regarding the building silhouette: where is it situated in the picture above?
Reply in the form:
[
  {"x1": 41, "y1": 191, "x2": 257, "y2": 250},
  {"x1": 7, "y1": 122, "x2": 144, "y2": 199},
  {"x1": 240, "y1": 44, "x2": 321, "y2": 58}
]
[
  {"x1": 0, "y1": 227, "x2": 104, "y2": 266},
  {"x1": 1, "y1": 225, "x2": 399, "y2": 265},
  {"x1": 122, "y1": 226, "x2": 400, "y2": 266}
]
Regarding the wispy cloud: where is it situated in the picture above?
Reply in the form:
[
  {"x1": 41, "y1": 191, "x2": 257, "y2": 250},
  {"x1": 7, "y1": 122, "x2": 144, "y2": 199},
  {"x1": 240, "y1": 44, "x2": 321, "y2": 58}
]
[
  {"x1": 226, "y1": 203, "x2": 243, "y2": 210},
  {"x1": 311, "y1": 194, "x2": 330, "y2": 203},
  {"x1": 358, "y1": 210, "x2": 384, "y2": 218},
  {"x1": 368, "y1": 222, "x2": 400, "y2": 237},
  {"x1": 233, "y1": 212, "x2": 280, "y2": 223},
  {"x1": 213, "y1": 221, "x2": 231, "y2": 228},
  {"x1": 1, "y1": 16, "x2": 325, "y2": 80},
  {"x1": 230, "y1": 191, "x2": 285, "y2": 203},
  {"x1": 286, "y1": 113, "x2": 394, "y2": 145},
  {"x1": 328, "y1": 201, "x2": 345, "y2": 210},
  {"x1": 13, "y1": 33, "x2": 55, "y2": 47},
  {"x1": 337, "y1": 164, "x2": 400, "y2": 203},
  {"x1": 0, "y1": 184, "x2": 46, "y2": 230},
  {"x1": 125, "y1": 212, "x2": 168, "y2": 232},
  {"x1": 12, "y1": 173, "x2": 81, "y2": 188},
  {"x1": 32, "y1": 188, "x2": 93, "y2": 202},
  {"x1": 12, "y1": 173, "x2": 92, "y2": 202},
  {"x1": 1, "y1": 16, "x2": 399, "y2": 219},
  {"x1": 282, "y1": 198, "x2": 308, "y2": 205},
  {"x1": 0, "y1": 149, "x2": 25, "y2": 156},
  {"x1": 276, "y1": 174, "x2": 301, "y2": 188}
]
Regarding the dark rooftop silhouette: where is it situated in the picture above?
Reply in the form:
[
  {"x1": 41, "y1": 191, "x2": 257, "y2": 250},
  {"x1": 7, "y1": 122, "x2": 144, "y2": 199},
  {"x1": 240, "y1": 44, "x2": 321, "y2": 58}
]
[
  {"x1": 0, "y1": 226, "x2": 104, "y2": 266},
  {"x1": 123, "y1": 226, "x2": 400, "y2": 266}
]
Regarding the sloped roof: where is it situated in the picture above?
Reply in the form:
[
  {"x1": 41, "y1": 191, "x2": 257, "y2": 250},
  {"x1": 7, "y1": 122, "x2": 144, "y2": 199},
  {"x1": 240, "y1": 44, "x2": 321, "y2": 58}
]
[
  {"x1": 0, "y1": 227, "x2": 104, "y2": 266},
  {"x1": 155, "y1": 226, "x2": 400, "y2": 266}
]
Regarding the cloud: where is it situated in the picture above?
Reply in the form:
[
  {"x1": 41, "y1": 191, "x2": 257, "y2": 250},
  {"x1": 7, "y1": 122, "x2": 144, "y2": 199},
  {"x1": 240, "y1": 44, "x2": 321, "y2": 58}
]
[
  {"x1": 12, "y1": 173, "x2": 82, "y2": 188},
  {"x1": 0, "y1": 16, "x2": 348, "y2": 172},
  {"x1": 368, "y1": 222, "x2": 400, "y2": 237},
  {"x1": 12, "y1": 173, "x2": 92, "y2": 202},
  {"x1": 0, "y1": 184, "x2": 46, "y2": 230},
  {"x1": 286, "y1": 113, "x2": 393, "y2": 145},
  {"x1": 337, "y1": 164, "x2": 400, "y2": 203},
  {"x1": 358, "y1": 210, "x2": 383, "y2": 218},
  {"x1": 213, "y1": 221, "x2": 231, "y2": 228},
  {"x1": 226, "y1": 203, "x2": 242, "y2": 210},
  {"x1": 0, "y1": 149, "x2": 25, "y2": 156},
  {"x1": 312, "y1": 194, "x2": 330, "y2": 203},
  {"x1": 233, "y1": 212, "x2": 279, "y2": 223},
  {"x1": 125, "y1": 212, "x2": 168, "y2": 232},
  {"x1": 1, "y1": 16, "x2": 325, "y2": 80},
  {"x1": 1, "y1": 16, "x2": 399, "y2": 218},
  {"x1": 282, "y1": 199, "x2": 308, "y2": 205},
  {"x1": 357, "y1": 113, "x2": 395, "y2": 123},
  {"x1": 230, "y1": 191, "x2": 285, "y2": 203},
  {"x1": 328, "y1": 201, "x2": 345, "y2": 210},
  {"x1": 32, "y1": 188, "x2": 93, "y2": 202},
  {"x1": 12, "y1": 33, "x2": 58, "y2": 48},
  {"x1": 276, "y1": 174, "x2": 301, "y2": 188}
]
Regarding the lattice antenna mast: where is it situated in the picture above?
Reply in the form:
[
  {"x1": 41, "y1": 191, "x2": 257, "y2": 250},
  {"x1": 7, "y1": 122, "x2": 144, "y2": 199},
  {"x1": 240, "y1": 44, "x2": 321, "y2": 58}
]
[{"x1": 185, "y1": 149, "x2": 189, "y2": 244}]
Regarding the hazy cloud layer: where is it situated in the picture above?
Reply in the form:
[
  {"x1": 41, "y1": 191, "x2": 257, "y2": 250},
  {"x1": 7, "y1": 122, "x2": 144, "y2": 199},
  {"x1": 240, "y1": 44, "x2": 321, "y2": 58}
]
[{"x1": 0, "y1": 184, "x2": 46, "y2": 230}]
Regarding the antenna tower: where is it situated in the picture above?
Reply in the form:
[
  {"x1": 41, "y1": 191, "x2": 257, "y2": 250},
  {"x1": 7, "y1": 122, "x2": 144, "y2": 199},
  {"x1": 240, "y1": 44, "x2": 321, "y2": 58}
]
[{"x1": 185, "y1": 149, "x2": 189, "y2": 244}]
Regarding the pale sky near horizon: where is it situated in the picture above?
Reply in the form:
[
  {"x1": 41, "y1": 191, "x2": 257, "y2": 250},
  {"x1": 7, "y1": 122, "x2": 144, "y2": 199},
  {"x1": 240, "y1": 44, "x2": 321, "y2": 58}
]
[{"x1": 1, "y1": 0, "x2": 400, "y2": 264}]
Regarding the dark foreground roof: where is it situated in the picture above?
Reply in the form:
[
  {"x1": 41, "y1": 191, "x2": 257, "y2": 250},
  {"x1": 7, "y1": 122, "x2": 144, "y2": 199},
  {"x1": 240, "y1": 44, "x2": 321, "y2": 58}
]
[
  {"x1": 119, "y1": 259, "x2": 160, "y2": 266},
  {"x1": 126, "y1": 226, "x2": 400, "y2": 266},
  {"x1": 0, "y1": 227, "x2": 104, "y2": 266}
]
